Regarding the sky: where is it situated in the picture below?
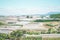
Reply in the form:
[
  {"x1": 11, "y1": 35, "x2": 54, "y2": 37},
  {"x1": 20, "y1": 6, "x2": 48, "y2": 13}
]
[{"x1": 0, "y1": 0, "x2": 60, "y2": 15}]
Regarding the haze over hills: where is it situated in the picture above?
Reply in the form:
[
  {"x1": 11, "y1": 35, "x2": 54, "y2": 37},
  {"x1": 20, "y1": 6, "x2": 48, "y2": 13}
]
[
  {"x1": 47, "y1": 12, "x2": 60, "y2": 15},
  {"x1": 27, "y1": 12, "x2": 60, "y2": 16},
  {"x1": 0, "y1": 12, "x2": 60, "y2": 16}
]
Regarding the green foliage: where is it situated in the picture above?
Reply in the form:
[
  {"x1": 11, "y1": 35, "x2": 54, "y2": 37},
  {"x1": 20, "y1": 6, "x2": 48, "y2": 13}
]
[
  {"x1": 57, "y1": 27, "x2": 60, "y2": 34},
  {"x1": 47, "y1": 28, "x2": 57, "y2": 34},
  {"x1": 0, "y1": 22, "x2": 5, "y2": 26},
  {"x1": 10, "y1": 30, "x2": 24, "y2": 38},
  {"x1": 43, "y1": 38, "x2": 60, "y2": 40},
  {"x1": 0, "y1": 33, "x2": 8, "y2": 40},
  {"x1": 45, "y1": 24, "x2": 54, "y2": 27},
  {"x1": 26, "y1": 16, "x2": 29, "y2": 18},
  {"x1": 34, "y1": 20, "x2": 59, "y2": 22},
  {"x1": 26, "y1": 31, "x2": 40, "y2": 35},
  {"x1": 0, "y1": 38, "x2": 5, "y2": 40},
  {"x1": 50, "y1": 14, "x2": 60, "y2": 18},
  {"x1": 24, "y1": 37, "x2": 42, "y2": 40},
  {"x1": 10, "y1": 30, "x2": 25, "y2": 40}
]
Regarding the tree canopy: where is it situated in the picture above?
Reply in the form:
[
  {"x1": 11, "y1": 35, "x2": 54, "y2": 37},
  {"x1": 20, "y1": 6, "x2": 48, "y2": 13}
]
[
  {"x1": 50, "y1": 14, "x2": 60, "y2": 18},
  {"x1": 0, "y1": 22, "x2": 5, "y2": 26}
]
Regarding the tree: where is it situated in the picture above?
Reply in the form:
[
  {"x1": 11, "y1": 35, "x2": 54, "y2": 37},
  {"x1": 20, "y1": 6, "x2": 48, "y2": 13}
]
[
  {"x1": 0, "y1": 33, "x2": 8, "y2": 40},
  {"x1": 47, "y1": 28, "x2": 57, "y2": 34},
  {"x1": 50, "y1": 14, "x2": 60, "y2": 18},
  {"x1": 26, "y1": 16, "x2": 29, "y2": 18},
  {"x1": 57, "y1": 27, "x2": 60, "y2": 34},
  {"x1": 0, "y1": 22, "x2": 5, "y2": 26},
  {"x1": 10, "y1": 30, "x2": 25, "y2": 40},
  {"x1": 45, "y1": 24, "x2": 54, "y2": 27}
]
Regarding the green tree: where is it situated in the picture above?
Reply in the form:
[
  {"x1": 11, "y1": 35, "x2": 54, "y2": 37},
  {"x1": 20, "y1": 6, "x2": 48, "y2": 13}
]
[
  {"x1": 10, "y1": 30, "x2": 25, "y2": 40},
  {"x1": 26, "y1": 16, "x2": 29, "y2": 18},
  {"x1": 50, "y1": 14, "x2": 60, "y2": 18},
  {"x1": 57, "y1": 27, "x2": 60, "y2": 34},
  {"x1": 0, "y1": 22, "x2": 5, "y2": 26},
  {"x1": 0, "y1": 33, "x2": 8, "y2": 40},
  {"x1": 47, "y1": 28, "x2": 57, "y2": 34}
]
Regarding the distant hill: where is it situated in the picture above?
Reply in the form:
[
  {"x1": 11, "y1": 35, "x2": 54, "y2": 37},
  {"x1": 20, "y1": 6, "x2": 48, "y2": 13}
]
[
  {"x1": 47, "y1": 12, "x2": 60, "y2": 18},
  {"x1": 47, "y1": 12, "x2": 60, "y2": 15},
  {"x1": 32, "y1": 12, "x2": 60, "y2": 16}
]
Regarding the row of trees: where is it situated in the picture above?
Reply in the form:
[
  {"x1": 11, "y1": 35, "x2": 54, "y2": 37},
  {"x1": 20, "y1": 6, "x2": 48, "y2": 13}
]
[
  {"x1": 0, "y1": 30, "x2": 25, "y2": 40},
  {"x1": 0, "y1": 27, "x2": 59, "y2": 40},
  {"x1": 50, "y1": 14, "x2": 60, "y2": 18},
  {"x1": 0, "y1": 27, "x2": 60, "y2": 40},
  {"x1": 34, "y1": 20, "x2": 60, "y2": 22}
]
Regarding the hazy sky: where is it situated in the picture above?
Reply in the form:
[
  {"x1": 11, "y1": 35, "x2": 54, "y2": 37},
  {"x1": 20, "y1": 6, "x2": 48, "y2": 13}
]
[{"x1": 0, "y1": 0, "x2": 60, "y2": 15}]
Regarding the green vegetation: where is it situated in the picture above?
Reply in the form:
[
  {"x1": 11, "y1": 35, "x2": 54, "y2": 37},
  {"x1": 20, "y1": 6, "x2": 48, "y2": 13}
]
[
  {"x1": 34, "y1": 20, "x2": 60, "y2": 22},
  {"x1": 34, "y1": 13, "x2": 60, "y2": 22},
  {"x1": 47, "y1": 28, "x2": 57, "y2": 34},
  {"x1": 43, "y1": 38, "x2": 60, "y2": 40},
  {"x1": 10, "y1": 30, "x2": 25, "y2": 40},
  {"x1": 23, "y1": 37, "x2": 42, "y2": 40},
  {"x1": 26, "y1": 16, "x2": 29, "y2": 18},
  {"x1": 0, "y1": 33, "x2": 9, "y2": 40},
  {"x1": 26, "y1": 16, "x2": 32, "y2": 18},
  {"x1": 0, "y1": 30, "x2": 60, "y2": 40},
  {"x1": 50, "y1": 14, "x2": 60, "y2": 18},
  {"x1": 26, "y1": 31, "x2": 40, "y2": 35},
  {"x1": 0, "y1": 22, "x2": 5, "y2": 26},
  {"x1": 57, "y1": 27, "x2": 60, "y2": 34},
  {"x1": 45, "y1": 24, "x2": 55, "y2": 27}
]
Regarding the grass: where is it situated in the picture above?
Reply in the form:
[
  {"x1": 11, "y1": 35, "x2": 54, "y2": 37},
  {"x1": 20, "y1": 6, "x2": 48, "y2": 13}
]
[
  {"x1": 22, "y1": 37, "x2": 60, "y2": 40},
  {"x1": 43, "y1": 38, "x2": 60, "y2": 40},
  {"x1": 23, "y1": 37, "x2": 42, "y2": 40}
]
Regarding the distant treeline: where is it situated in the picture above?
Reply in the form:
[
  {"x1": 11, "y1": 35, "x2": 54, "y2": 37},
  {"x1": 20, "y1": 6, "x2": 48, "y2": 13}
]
[
  {"x1": 50, "y1": 13, "x2": 60, "y2": 18},
  {"x1": 34, "y1": 20, "x2": 60, "y2": 22}
]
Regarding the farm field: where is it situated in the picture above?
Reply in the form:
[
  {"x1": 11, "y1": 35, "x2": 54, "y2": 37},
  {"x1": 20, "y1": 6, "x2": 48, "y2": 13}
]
[
  {"x1": 42, "y1": 37, "x2": 60, "y2": 40},
  {"x1": 20, "y1": 37, "x2": 60, "y2": 40}
]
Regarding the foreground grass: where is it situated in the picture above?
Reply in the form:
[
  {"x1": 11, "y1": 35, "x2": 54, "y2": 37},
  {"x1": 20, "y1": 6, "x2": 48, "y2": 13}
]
[
  {"x1": 22, "y1": 37, "x2": 42, "y2": 40},
  {"x1": 43, "y1": 37, "x2": 60, "y2": 40},
  {"x1": 21, "y1": 37, "x2": 60, "y2": 40}
]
